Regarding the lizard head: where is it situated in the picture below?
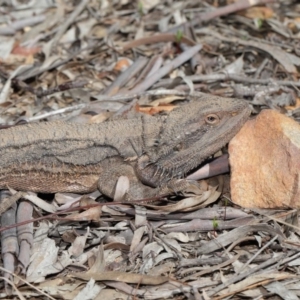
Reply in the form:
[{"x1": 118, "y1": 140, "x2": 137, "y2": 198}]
[{"x1": 136, "y1": 92, "x2": 251, "y2": 187}]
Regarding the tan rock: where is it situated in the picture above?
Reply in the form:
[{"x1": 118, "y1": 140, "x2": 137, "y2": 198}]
[{"x1": 229, "y1": 109, "x2": 300, "y2": 208}]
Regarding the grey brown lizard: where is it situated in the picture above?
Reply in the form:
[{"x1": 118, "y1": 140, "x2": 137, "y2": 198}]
[{"x1": 0, "y1": 92, "x2": 250, "y2": 200}]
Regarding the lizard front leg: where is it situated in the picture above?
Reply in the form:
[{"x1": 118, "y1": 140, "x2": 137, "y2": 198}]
[
  {"x1": 97, "y1": 157, "x2": 200, "y2": 201},
  {"x1": 97, "y1": 157, "x2": 161, "y2": 201}
]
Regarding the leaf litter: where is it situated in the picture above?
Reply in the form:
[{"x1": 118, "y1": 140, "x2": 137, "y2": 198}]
[{"x1": 1, "y1": 0, "x2": 300, "y2": 299}]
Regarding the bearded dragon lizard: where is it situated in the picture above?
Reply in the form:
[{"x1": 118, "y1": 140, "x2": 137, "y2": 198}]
[{"x1": 0, "y1": 92, "x2": 250, "y2": 200}]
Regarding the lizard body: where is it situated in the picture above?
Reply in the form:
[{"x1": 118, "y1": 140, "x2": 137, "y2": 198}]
[{"x1": 0, "y1": 92, "x2": 250, "y2": 199}]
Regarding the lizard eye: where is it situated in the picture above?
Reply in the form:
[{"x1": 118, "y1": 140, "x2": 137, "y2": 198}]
[{"x1": 205, "y1": 114, "x2": 220, "y2": 125}]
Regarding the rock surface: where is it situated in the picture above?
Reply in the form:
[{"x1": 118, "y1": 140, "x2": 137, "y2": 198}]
[{"x1": 229, "y1": 109, "x2": 300, "y2": 208}]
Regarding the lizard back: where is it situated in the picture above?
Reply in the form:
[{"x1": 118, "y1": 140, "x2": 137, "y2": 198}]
[{"x1": 0, "y1": 118, "x2": 158, "y2": 192}]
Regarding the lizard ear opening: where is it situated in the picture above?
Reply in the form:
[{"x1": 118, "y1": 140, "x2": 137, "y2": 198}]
[{"x1": 205, "y1": 114, "x2": 220, "y2": 125}]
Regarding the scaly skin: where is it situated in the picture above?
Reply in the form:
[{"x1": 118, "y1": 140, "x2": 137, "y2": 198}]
[{"x1": 0, "y1": 92, "x2": 250, "y2": 199}]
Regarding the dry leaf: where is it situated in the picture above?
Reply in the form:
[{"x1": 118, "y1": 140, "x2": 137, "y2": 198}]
[
  {"x1": 12, "y1": 44, "x2": 42, "y2": 56},
  {"x1": 239, "y1": 6, "x2": 274, "y2": 20},
  {"x1": 114, "y1": 58, "x2": 132, "y2": 72},
  {"x1": 72, "y1": 271, "x2": 169, "y2": 285},
  {"x1": 135, "y1": 104, "x2": 176, "y2": 115}
]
